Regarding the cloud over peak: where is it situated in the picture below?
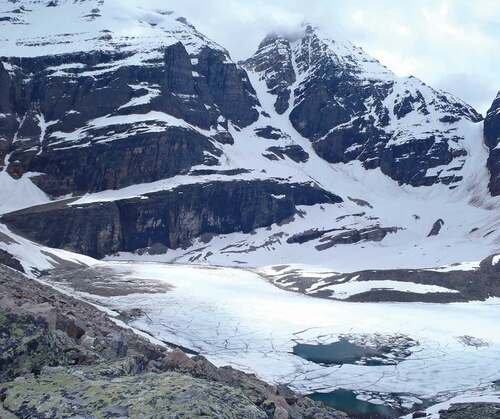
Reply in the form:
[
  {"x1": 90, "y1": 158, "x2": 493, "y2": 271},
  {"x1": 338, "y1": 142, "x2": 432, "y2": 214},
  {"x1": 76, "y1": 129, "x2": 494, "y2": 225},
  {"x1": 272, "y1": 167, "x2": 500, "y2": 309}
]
[{"x1": 144, "y1": 0, "x2": 499, "y2": 113}]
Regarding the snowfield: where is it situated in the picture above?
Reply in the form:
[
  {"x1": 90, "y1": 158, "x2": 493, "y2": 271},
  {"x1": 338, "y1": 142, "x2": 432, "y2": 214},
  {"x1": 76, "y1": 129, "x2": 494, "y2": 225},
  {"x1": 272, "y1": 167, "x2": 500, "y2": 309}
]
[
  {"x1": 0, "y1": 223, "x2": 98, "y2": 275},
  {"x1": 301, "y1": 278, "x2": 459, "y2": 298},
  {"x1": 103, "y1": 57, "x2": 500, "y2": 271},
  {"x1": 0, "y1": 170, "x2": 50, "y2": 214},
  {"x1": 43, "y1": 261, "x2": 500, "y2": 411},
  {"x1": 0, "y1": 0, "x2": 227, "y2": 58}
]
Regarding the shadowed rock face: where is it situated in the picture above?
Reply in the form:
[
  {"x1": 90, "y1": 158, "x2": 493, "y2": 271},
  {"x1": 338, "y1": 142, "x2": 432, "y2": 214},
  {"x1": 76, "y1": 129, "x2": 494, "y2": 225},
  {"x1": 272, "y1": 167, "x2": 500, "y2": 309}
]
[
  {"x1": 2, "y1": 180, "x2": 341, "y2": 258},
  {"x1": 243, "y1": 33, "x2": 296, "y2": 114},
  {"x1": 485, "y1": 92, "x2": 500, "y2": 195},
  {"x1": 0, "y1": 249, "x2": 23, "y2": 273},
  {"x1": 0, "y1": 41, "x2": 259, "y2": 196},
  {"x1": 0, "y1": 62, "x2": 17, "y2": 160},
  {"x1": 427, "y1": 219, "x2": 445, "y2": 237},
  {"x1": 242, "y1": 26, "x2": 483, "y2": 188},
  {"x1": 26, "y1": 127, "x2": 221, "y2": 196}
]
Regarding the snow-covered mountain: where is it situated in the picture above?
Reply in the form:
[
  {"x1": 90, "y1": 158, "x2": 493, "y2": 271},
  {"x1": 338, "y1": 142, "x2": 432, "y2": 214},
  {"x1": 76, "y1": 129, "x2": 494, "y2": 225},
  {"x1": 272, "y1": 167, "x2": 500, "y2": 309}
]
[
  {"x1": 242, "y1": 26, "x2": 482, "y2": 188},
  {"x1": 0, "y1": 0, "x2": 259, "y2": 195},
  {"x1": 1, "y1": 4, "x2": 500, "y2": 416},
  {"x1": 1, "y1": 0, "x2": 499, "y2": 273}
]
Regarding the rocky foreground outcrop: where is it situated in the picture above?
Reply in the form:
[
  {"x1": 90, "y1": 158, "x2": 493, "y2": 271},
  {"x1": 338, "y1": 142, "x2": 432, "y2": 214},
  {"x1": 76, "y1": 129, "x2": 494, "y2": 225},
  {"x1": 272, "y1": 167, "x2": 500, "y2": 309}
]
[
  {"x1": 0, "y1": 265, "x2": 347, "y2": 418},
  {"x1": 437, "y1": 403, "x2": 500, "y2": 419}
]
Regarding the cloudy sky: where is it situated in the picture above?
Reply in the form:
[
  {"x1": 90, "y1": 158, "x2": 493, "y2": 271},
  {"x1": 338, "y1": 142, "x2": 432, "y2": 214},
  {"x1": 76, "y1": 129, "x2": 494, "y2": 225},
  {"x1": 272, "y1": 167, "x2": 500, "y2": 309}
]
[{"x1": 164, "y1": 0, "x2": 499, "y2": 114}]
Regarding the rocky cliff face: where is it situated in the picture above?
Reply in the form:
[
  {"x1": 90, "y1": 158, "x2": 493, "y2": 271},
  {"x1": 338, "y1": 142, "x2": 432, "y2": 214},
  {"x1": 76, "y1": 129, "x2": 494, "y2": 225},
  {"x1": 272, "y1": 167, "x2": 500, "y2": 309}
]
[
  {"x1": 485, "y1": 92, "x2": 500, "y2": 195},
  {"x1": 244, "y1": 34, "x2": 296, "y2": 115},
  {"x1": 243, "y1": 25, "x2": 482, "y2": 187},
  {"x1": 0, "y1": 0, "x2": 259, "y2": 195},
  {"x1": 2, "y1": 180, "x2": 340, "y2": 258}
]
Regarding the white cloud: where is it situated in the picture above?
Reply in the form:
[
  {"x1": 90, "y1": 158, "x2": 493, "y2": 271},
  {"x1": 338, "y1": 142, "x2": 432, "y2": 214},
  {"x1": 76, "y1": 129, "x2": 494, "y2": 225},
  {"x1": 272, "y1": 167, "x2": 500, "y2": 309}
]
[{"x1": 155, "y1": 0, "x2": 499, "y2": 113}]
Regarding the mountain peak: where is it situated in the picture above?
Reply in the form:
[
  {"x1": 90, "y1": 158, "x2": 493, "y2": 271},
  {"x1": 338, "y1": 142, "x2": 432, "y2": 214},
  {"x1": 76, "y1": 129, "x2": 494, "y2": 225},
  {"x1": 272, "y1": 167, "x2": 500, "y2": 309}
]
[
  {"x1": 0, "y1": 0, "x2": 229, "y2": 58},
  {"x1": 257, "y1": 21, "x2": 323, "y2": 49},
  {"x1": 298, "y1": 21, "x2": 318, "y2": 36},
  {"x1": 243, "y1": 25, "x2": 482, "y2": 189}
]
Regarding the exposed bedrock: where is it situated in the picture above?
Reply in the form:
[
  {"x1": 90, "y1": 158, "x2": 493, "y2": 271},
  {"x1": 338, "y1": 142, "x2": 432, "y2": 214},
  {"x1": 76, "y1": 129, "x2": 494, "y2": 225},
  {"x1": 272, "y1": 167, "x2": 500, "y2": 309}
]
[
  {"x1": 21, "y1": 127, "x2": 221, "y2": 196},
  {"x1": 437, "y1": 403, "x2": 500, "y2": 419},
  {"x1": 427, "y1": 218, "x2": 445, "y2": 237},
  {"x1": 345, "y1": 258, "x2": 500, "y2": 302},
  {"x1": 0, "y1": 41, "x2": 259, "y2": 193},
  {"x1": 265, "y1": 145, "x2": 310, "y2": 163},
  {"x1": 270, "y1": 254, "x2": 500, "y2": 303},
  {"x1": 2, "y1": 180, "x2": 341, "y2": 258},
  {"x1": 285, "y1": 226, "x2": 400, "y2": 249},
  {"x1": 0, "y1": 249, "x2": 24, "y2": 273},
  {"x1": 242, "y1": 34, "x2": 296, "y2": 115},
  {"x1": 485, "y1": 92, "x2": 500, "y2": 195}
]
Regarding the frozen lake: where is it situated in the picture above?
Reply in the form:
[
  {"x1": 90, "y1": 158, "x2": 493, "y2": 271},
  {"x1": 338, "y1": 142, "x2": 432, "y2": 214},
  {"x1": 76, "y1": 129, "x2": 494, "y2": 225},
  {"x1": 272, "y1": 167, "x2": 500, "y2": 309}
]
[{"x1": 48, "y1": 261, "x2": 500, "y2": 412}]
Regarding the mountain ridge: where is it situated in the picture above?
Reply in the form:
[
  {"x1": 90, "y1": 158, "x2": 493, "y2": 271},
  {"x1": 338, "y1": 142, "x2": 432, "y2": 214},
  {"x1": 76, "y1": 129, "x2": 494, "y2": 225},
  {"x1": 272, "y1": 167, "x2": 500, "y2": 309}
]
[
  {"x1": 242, "y1": 24, "x2": 483, "y2": 188},
  {"x1": 0, "y1": 0, "x2": 499, "y2": 272}
]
